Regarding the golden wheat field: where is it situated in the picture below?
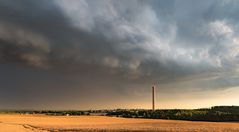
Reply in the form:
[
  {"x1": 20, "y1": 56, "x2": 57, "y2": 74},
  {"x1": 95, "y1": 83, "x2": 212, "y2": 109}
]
[{"x1": 0, "y1": 114, "x2": 239, "y2": 132}]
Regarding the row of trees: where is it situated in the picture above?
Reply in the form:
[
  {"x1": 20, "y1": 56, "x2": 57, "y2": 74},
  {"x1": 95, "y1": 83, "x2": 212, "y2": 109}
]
[
  {"x1": 4, "y1": 110, "x2": 89, "y2": 116},
  {"x1": 2, "y1": 106, "x2": 239, "y2": 121},
  {"x1": 107, "y1": 106, "x2": 239, "y2": 122}
]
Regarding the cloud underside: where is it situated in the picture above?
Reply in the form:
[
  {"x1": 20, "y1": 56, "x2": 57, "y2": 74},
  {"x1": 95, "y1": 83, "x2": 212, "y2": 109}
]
[{"x1": 0, "y1": 0, "x2": 239, "y2": 108}]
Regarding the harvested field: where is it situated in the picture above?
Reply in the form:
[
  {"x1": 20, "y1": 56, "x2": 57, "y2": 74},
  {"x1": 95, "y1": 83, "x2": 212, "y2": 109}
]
[{"x1": 0, "y1": 114, "x2": 239, "y2": 132}]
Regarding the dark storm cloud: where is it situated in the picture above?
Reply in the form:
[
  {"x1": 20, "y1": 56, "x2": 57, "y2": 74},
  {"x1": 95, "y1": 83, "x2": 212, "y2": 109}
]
[{"x1": 0, "y1": 0, "x2": 239, "y2": 109}]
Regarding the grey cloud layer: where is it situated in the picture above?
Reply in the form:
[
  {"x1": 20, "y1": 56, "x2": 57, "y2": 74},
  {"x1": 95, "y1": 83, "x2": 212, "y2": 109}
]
[{"x1": 1, "y1": 0, "x2": 239, "y2": 103}]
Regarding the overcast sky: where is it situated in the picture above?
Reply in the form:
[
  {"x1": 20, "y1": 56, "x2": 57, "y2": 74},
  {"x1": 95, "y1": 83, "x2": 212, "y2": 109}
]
[{"x1": 0, "y1": 0, "x2": 239, "y2": 109}]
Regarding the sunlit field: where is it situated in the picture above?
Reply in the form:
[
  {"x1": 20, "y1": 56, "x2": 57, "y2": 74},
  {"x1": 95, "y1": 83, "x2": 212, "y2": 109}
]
[{"x1": 0, "y1": 114, "x2": 239, "y2": 132}]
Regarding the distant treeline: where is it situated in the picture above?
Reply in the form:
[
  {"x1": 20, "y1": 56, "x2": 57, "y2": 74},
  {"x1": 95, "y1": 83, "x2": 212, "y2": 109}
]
[
  {"x1": 107, "y1": 106, "x2": 239, "y2": 122},
  {"x1": 1, "y1": 106, "x2": 239, "y2": 122},
  {"x1": 0, "y1": 110, "x2": 90, "y2": 116}
]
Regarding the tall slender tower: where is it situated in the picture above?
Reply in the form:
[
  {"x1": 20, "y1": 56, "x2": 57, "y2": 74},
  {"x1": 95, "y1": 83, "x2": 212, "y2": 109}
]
[{"x1": 152, "y1": 85, "x2": 155, "y2": 111}]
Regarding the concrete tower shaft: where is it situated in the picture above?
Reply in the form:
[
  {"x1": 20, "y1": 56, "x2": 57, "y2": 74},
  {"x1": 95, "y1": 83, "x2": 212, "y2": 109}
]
[{"x1": 152, "y1": 85, "x2": 155, "y2": 110}]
